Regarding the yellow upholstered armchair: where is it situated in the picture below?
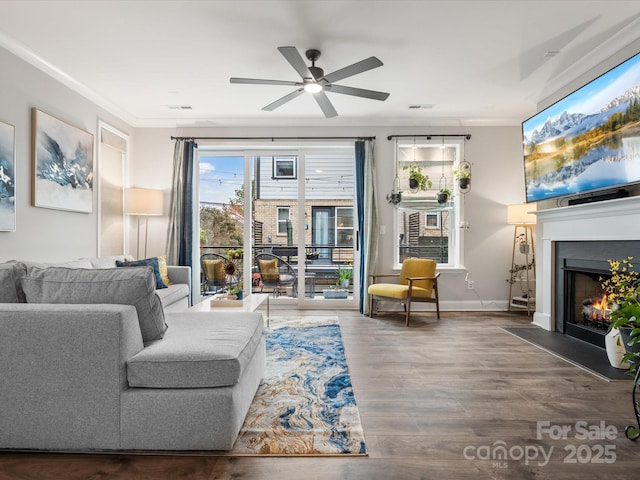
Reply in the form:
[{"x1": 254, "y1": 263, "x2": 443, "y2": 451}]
[{"x1": 368, "y1": 258, "x2": 440, "y2": 326}]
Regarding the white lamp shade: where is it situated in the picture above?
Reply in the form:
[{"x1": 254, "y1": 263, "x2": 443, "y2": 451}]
[
  {"x1": 507, "y1": 203, "x2": 537, "y2": 225},
  {"x1": 125, "y1": 188, "x2": 163, "y2": 216}
]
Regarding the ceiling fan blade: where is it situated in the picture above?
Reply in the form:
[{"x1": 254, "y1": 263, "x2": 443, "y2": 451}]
[
  {"x1": 312, "y1": 90, "x2": 338, "y2": 118},
  {"x1": 278, "y1": 46, "x2": 314, "y2": 79},
  {"x1": 262, "y1": 88, "x2": 305, "y2": 111},
  {"x1": 325, "y1": 84, "x2": 390, "y2": 101},
  {"x1": 230, "y1": 77, "x2": 302, "y2": 87},
  {"x1": 322, "y1": 56, "x2": 383, "y2": 83}
]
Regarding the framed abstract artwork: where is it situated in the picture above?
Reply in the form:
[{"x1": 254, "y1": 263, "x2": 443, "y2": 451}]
[
  {"x1": 0, "y1": 120, "x2": 16, "y2": 231},
  {"x1": 31, "y1": 108, "x2": 94, "y2": 213}
]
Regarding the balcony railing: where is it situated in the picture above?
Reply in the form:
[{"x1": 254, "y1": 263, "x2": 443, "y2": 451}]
[{"x1": 200, "y1": 244, "x2": 354, "y2": 296}]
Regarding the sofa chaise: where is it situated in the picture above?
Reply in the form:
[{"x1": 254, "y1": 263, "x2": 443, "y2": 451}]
[{"x1": 0, "y1": 257, "x2": 265, "y2": 451}]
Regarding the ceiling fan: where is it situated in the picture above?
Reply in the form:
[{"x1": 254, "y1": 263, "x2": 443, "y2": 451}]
[{"x1": 230, "y1": 46, "x2": 389, "y2": 118}]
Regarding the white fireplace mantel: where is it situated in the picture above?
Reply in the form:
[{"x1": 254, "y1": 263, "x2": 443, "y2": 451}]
[{"x1": 534, "y1": 195, "x2": 640, "y2": 331}]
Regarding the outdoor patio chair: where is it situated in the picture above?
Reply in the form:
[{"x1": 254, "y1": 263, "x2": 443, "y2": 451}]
[
  {"x1": 201, "y1": 253, "x2": 239, "y2": 295},
  {"x1": 255, "y1": 252, "x2": 297, "y2": 298}
]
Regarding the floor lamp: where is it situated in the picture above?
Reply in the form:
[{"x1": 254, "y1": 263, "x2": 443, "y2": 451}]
[
  {"x1": 125, "y1": 188, "x2": 163, "y2": 259},
  {"x1": 507, "y1": 203, "x2": 537, "y2": 315}
]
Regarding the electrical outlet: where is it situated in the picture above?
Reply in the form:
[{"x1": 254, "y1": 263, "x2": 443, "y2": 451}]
[{"x1": 467, "y1": 280, "x2": 475, "y2": 290}]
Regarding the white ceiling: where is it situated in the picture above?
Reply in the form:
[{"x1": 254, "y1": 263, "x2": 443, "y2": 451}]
[{"x1": 1, "y1": 0, "x2": 640, "y2": 128}]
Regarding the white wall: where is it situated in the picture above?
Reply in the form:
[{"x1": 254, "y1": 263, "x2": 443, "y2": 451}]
[
  {"x1": 133, "y1": 125, "x2": 525, "y2": 308},
  {"x1": 129, "y1": 128, "x2": 174, "y2": 258},
  {"x1": 0, "y1": 47, "x2": 132, "y2": 262}
]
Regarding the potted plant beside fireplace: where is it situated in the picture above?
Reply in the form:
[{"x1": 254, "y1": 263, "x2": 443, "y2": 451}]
[
  {"x1": 610, "y1": 298, "x2": 640, "y2": 369},
  {"x1": 602, "y1": 257, "x2": 640, "y2": 370},
  {"x1": 603, "y1": 256, "x2": 640, "y2": 440},
  {"x1": 609, "y1": 295, "x2": 640, "y2": 441}
]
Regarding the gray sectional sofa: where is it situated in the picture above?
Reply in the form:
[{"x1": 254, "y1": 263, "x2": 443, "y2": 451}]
[
  {"x1": 0, "y1": 256, "x2": 265, "y2": 451},
  {"x1": 11, "y1": 255, "x2": 191, "y2": 312}
]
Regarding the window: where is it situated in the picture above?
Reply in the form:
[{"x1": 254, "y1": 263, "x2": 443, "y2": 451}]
[
  {"x1": 273, "y1": 156, "x2": 297, "y2": 179},
  {"x1": 336, "y1": 207, "x2": 354, "y2": 245},
  {"x1": 277, "y1": 206, "x2": 290, "y2": 235},
  {"x1": 425, "y1": 212, "x2": 440, "y2": 228},
  {"x1": 393, "y1": 138, "x2": 462, "y2": 267}
]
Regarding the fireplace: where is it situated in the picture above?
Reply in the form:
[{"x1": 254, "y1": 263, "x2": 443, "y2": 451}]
[
  {"x1": 561, "y1": 259, "x2": 611, "y2": 348},
  {"x1": 555, "y1": 240, "x2": 640, "y2": 348},
  {"x1": 531, "y1": 196, "x2": 640, "y2": 339}
]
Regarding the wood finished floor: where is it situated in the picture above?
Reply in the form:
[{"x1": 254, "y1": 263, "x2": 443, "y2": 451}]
[{"x1": 1, "y1": 309, "x2": 638, "y2": 480}]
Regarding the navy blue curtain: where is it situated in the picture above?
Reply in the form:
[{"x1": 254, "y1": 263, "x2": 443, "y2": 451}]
[
  {"x1": 355, "y1": 140, "x2": 366, "y2": 312},
  {"x1": 166, "y1": 139, "x2": 196, "y2": 269},
  {"x1": 178, "y1": 141, "x2": 195, "y2": 266}
]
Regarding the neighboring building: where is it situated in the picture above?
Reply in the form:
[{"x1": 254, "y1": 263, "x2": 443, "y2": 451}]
[{"x1": 253, "y1": 154, "x2": 354, "y2": 265}]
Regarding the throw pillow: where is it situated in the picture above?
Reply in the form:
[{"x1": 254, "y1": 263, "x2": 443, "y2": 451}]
[
  {"x1": 19, "y1": 258, "x2": 93, "y2": 269},
  {"x1": 258, "y1": 259, "x2": 279, "y2": 282},
  {"x1": 116, "y1": 257, "x2": 167, "y2": 289},
  {"x1": 85, "y1": 255, "x2": 134, "y2": 268},
  {"x1": 21, "y1": 266, "x2": 167, "y2": 342},
  {"x1": 0, "y1": 261, "x2": 27, "y2": 303},
  {"x1": 156, "y1": 255, "x2": 173, "y2": 285},
  {"x1": 202, "y1": 259, "x2": 225, "y2": 282}
]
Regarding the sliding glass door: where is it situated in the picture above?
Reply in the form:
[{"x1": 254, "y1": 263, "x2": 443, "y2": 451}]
[
  {"x1": 197, "y1": 153, "x2": 246, "y2": 300},
  {"x1": 299, "y1": 149, "x2": 357, "y2": 307},
  {"x1": 197, "y1": 145, "x2": 357, "y2": 308}
]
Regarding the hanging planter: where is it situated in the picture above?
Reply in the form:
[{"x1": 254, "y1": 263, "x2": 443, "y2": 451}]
[
  {"x1": 403, "y1": 163, "x2": 432, "y2": 192},
  {"x1": 386, "y1": 175, "x2": 402, "y2": 208},
  {"x1": 437, "y1": 143, "x2": 451, "y2": 205},
  {"x1": 453, "y1": 161, "x2": 472, "y2": 193},
  {"x1": 437, "y1": 188, "x2": 451, "y2": 204}
]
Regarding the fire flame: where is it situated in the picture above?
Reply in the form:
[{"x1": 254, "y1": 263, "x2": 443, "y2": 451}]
[
  {"x1": 590, "y1": 293, "x2": 610, "y2": 321},
  {"x1": 593, "y1": 293, "x2": 608, "y2": 312}
]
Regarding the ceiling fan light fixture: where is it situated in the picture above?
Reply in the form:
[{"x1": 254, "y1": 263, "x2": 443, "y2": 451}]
[
  {"x1": 231, "y1": 46, "x2": 388, "y2": 118},
  {"x1": 304, "y1": 82, "x2": 323, "y2": 93}
]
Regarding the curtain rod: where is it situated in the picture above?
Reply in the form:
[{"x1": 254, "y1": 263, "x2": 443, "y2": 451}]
[
  {"x1": 171, "y1": 135, "x2": 375, "y2": 141},
  {"x1": 387, "y1": 134, "x2": 471, "y2": 140}
]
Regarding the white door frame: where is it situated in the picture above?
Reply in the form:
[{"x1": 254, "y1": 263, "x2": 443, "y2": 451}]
[{"x1": 97, "y1": 120, "x2": 129, "y2": 256}]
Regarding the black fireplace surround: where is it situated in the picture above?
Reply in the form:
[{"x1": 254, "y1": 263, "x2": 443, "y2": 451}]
[{"x1": 555, "y1": 240, "x2": 640, "y2": 349}]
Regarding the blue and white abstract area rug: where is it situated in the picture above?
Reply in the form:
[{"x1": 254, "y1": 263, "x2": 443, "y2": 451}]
[{"x1": 231, "y1": 316, "x2": 367, "y2": 456}]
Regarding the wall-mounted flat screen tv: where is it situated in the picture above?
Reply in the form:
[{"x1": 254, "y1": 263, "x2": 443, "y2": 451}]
[{"x1": 522, "y1": 51, "x2": 640, "y2": 203}]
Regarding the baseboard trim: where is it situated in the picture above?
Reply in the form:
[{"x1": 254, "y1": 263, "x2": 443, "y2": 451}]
[{"x1": 375, "y1": 299, "x2": 510, "y2": 312}]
